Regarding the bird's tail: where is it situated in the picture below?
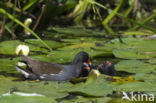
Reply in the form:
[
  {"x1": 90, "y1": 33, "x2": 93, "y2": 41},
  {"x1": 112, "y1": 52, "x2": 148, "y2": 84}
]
[
  {"x1": 16, "y1": 65, "x2": 38, "y2": 80},
  {"x1": 15, "y1": 65, "x2": 30, "y2": 78}
]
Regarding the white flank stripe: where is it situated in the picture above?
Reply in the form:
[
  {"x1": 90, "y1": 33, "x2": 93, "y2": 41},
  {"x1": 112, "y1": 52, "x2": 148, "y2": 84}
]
[{"x1": 16, "y1": 67, "x2": 30, "y2": 78}]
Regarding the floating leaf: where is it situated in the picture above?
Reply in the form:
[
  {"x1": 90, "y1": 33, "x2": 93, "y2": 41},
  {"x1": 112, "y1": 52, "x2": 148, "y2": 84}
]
[
  {"x1": 102, "y1": 37, "x2": 156, "y2": 59},
  {"x1": 0, "y1": 40, "x2": 62, "y2": 55},
  {"x1": 113, "y1": 48, "x2": 150, "y2": 59},
  {"x1": 0, "y1": 95, "x2": 56, "y2": 103},
  {"x1": 0, "y1": 76, "x2": 68, "y2": 98},
  {"x1": 48, "y1": 26, "x2": 106, "y2": 37},
  {"x1": 134, "y1": 72, "x2": 156, "y2": 83},
  {"x1": 0, "y1": 58, "x2": 20, "y2": 73},
  {"x1": 66, "y1": 76, "x2": 113, "y2": 97},
  {"x1": 25, "y1": 39, "x2": 63, "y2": 49},
  {"x1": 115, "y1": 60, "x2": 156, "y2": 73},
  {"x1": 115, "y1": 82, "x2": 156, "y2": 94}
]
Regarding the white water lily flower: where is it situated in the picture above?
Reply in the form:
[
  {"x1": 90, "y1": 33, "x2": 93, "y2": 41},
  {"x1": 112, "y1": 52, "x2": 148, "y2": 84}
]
[
  {"x1": 17, "y1": 62, "x2": 26, "y2": 67},
  {"x1": 16, "y1": 45, "x2": 30, "y2": 56},
  {"x1": 24, "y1": 18, "x2": 32, "y2": 26},
  {"x1": 24, "y1": 18, "x2": 32, "y2": 35}
]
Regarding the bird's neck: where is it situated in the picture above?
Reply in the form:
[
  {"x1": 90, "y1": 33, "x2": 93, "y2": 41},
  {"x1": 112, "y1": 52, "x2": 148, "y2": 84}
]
[{"x1": 72, "y1": 59, "x2": 83, "y2": 65}]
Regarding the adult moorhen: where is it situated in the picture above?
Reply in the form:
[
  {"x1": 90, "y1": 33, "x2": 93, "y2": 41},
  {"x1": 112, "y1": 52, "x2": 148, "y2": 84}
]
[{"x1": 16, "y1": 51, "x2": 91, "y2": 81}]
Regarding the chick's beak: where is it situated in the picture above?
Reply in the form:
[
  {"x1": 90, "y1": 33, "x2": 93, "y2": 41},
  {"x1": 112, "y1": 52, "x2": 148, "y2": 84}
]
[
  {"x1": 85, "y1": 66, "x2": 90, "y2": 70},
  {"x1": 106, "y1": 61, "x2": 111, "y2": 66},
  {"x1": 98, "y1": 64, "x2": 103, "y2": 69},
  {"x1": 83, "y1": 62, "x2": 90, "y2": 71}
]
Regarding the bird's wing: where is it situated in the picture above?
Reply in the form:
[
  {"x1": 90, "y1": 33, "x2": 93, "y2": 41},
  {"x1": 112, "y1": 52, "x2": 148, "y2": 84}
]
[{"x1": 21, "y1": 55, "x2": 63, "y2": 75}]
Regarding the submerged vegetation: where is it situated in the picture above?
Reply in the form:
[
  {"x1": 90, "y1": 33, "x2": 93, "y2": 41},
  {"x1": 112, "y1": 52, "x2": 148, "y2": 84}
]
[{"x1": 0, "y1": 0, "x2": 156, "y2": 103}]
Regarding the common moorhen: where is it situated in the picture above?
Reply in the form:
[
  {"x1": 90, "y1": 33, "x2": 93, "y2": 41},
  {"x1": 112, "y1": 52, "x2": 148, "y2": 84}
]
[
  {"x1": 98, "y1": 61, "x2": 116, "y2": 76},
  {"x1": 16, "y1": 51, "x2": 91, "y2": 81}
]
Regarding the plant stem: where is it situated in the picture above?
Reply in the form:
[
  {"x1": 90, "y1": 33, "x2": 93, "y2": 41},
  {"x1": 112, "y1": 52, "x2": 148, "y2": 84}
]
[
  {"x1": 0, "y1": 15, "x2": 6, "y2": 38},
  {"x1": 0, "y1": 8, "x2": 52, "y2": 52},
  {"x1": 33, "y1": 4, "x2": 45, "y2": 31},
  {"x1": 102, "y1": 0, "x2": 124, "y2": 34},
  {"x1": 131, "y1": 12, "x2": 156, "y2": 30},
  {"x1": 87, "y1": 0, "x2": 156, "y2": 33}
]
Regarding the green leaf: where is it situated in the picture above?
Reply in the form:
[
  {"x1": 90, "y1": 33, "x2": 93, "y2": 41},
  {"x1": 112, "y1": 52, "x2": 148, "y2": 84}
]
[
  {"x1": 0, "y1": 8, "x2": 52, "y2": 52},
  {"x1": 66, "y1": 76, "x2": 113, "y2": 97},
  {"x1": 0, "y1": 40, "x2": 62, "y2": 55},
  {"x1": 0, "y1": 95, "x2": 56, "y2": 103},
  {"x1": 0, "y1": 76, "x2": 68, "y2": 98},
  {"x1": 115, "y1": 82, "x2": 156, "y2": 94},
  {"x1": 115, "y1": 60, "x2": 156, "y2": 73},
  {"x1": 134, "y1": 72, "x2": 156, "y2": 83},
  {"x1": 23, "y1": 0, "x2": 38, "y2": 11},
  {"x1": 102, "y1": 37, "x2": 156, "y2": 59},
  {"x1": 113, "y1": 48, "x2": 149, "y2": 59},
  {"x1": 0, "y1": 58, "x2": 20, "y2": 73}
]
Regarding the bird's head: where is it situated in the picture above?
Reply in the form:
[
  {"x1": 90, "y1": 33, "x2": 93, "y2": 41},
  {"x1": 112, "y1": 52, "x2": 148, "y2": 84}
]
[{"x1": 72, "y1": 51, "x2": 91, "y2": 65}]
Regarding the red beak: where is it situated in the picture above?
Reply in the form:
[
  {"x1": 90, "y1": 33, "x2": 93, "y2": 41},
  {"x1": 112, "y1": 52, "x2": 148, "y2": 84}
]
[
  {"x1": 88, "y1": 59, "x2": 92, "y2": 65},
  {"x1": 98, "y1": 64, "x2": 103, "y2": 69},
  {"x1": 106, "y1": 61, "x2": 111, "y2": 66}
]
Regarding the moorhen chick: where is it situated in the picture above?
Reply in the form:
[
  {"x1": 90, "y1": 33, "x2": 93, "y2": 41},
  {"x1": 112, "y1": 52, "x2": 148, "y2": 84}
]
[
  {"x1": 81, "y1": 61, "x2": 117, "y2": 76},
  {"x1": 16, "y1": 51, "x2": 91, "y2": 81},
  {"x1": 98, "y1": 61, "x2": 116, "y2": 76},
  {"x1": 81, "y1": 62, "x2": 91, "y2": 77}
]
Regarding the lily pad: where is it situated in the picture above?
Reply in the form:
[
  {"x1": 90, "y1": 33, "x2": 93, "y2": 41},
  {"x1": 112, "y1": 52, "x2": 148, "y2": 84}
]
[
  {"x1": 48, "y1": 26, "x2": 106, "y2": 37},
  {"x1": 66, "y1": 76, "x2": 113, "y2": 97},
  {"x1": 59, "y1": 38, "x2": 113, "y2": 59},
  {"x1": 0, "y1": 40, "x2": 25, "y2": 55},
  {"x1": 0, "y1": 40, "x2": 62, "y2": 55},
  {"x1": 115, "y1": 60, "x2": 156, "y2": 73},
  {"x1": 0, "y1": 58, "x2": 20, "y2": 73},
  {"x1": 0, "y1": 76, "x2": 68, "y2": 98},
  {"x1": 101, "y1": 37, "x2": 156, "y2": 59},
  {"x1": 59, "y1": 96, "x2": 112, "y2": 103},
  {"x1": 115, "y1": 82, "x2": 156, "y2": 94},
  {"x1": 134, "y1": 72, "x2": 156, "y2": 83},
  {"x1": 0, "y1": 95, "x2": 56, "y2": 103},
  {"x1": 25, "y1": 39, "x2": 63, "y2": 49},
  {"x1": 113, "y1": 48, "x2": 150, "y2": 59},
  {"x1": 148, "y1": 59, "x2": 156, "y2": 64}
]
